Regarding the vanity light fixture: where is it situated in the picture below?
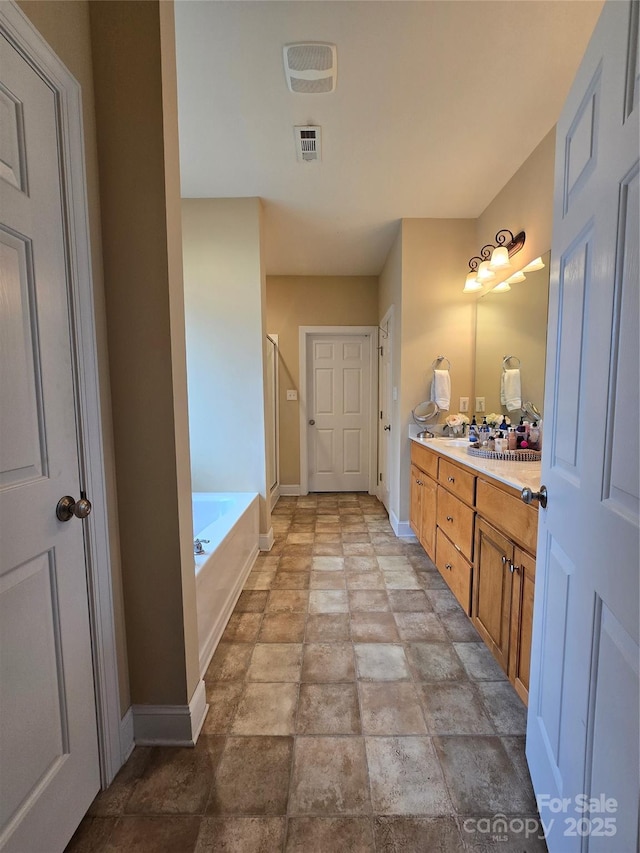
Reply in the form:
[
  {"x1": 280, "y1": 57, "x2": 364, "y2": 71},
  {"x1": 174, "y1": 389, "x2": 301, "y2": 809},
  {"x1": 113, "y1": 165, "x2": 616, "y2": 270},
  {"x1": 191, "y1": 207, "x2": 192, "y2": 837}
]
[
  {"x1": 492, "y1": 280, "x2": 512, "y2": 293},
  {"x1": 522, "y1": 256, "x2": 545, "y2": 272},
  {"x1": 506, "y1": 270, "x2": 526, "y2": 284},
  {"x1": 463, "y1": 228, "x2": 526, "y2": 293}
]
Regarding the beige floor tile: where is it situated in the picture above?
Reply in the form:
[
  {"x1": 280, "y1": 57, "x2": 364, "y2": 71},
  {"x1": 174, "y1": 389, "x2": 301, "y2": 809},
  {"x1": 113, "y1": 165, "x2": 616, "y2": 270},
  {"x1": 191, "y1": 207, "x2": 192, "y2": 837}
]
[
  {"x1": 417, "y1": 682, "x2": 495, "y2": 735},
  {"x1": 308, "y1": 589, "x2": 349, "y2": 613},
  {"x1": 311, "y1": 556, "x2": 345, "y2": 572},
  {"x1": 258, "y1": 612, "x2": 306, "y2": 643},
  {"x1": 309, "y1": 570, "x2": 346, "y2": 590},
  {"x1": 312, "y1": 543, "x2": 343, "y2": 556},
  {"x1": 346, "y1": 571, "x2": 386, "y2": 590},
  {"x1": 231, "y1": 683, "x2": 298, "y2": 735},
  {"x1": 376, "y1": 556, "x2": 412, "y2": 570},
  {"x1": 454, "y1": 642, "x2": 508, "y2": 681},
  {"x1": 382, "y1": 571, "x2": 421, "y2": 590},
  {"x1": 350, "y1": 612, "x2": 400, "y2": 642},
  {"x1": 405, "y1": 642, "x2": 467, "y2": 682},
  {"x1": 266, "y1": 590, "x2": 309, "y2": 613},
  {"x1": 196, "y1": 817, "x2": 285, "y2": 853},
  {"x1": 287, "y1": 532, "x2": 315, "y2": 544},
  {"x1": 102, "y1": 816, "x2": 201, "y2": 853},
  {"x1": 289, "y1": 737, "x2": 370, "y2": 815},
  {"x1": 342, "y1": 543, "x2": 375, "y2": 556},
  {"x1": 235, "y1": 591, "x2": 268, "y2": 613},
  {"x1": 271, "y1": 572, "x2": 311, "y2": 590},
  {"x1": 296, "y1": 683, "x2": 361, "y2": 734},
  {"x1": 208, "y1": 737, "x2": 293, "y2": 815},
  {"x1": 246, "y1": 644, "x2": 303, "y2": 682},
  {"x1": 359, "y1": 682, "x2": 427, "y2": 735},
  {"x1": 205, "y1": 643, "x2": 253, "y2": 682},
  {"x1": 354, "y1": 643, "x2": 410, "y2": 681},
  {"x1": 348, "y1": 590, "x2": 390, "y2": 612},
  {"x1": 220, "y1": 612, "x2": 262, "y2": 643},
  {"x1": 202, "y1": 683, "x2": 245, "y2": 734},
  {"x1": 344, "y1": 556, "x2": 378, "y2": 572},
  {"x1": 373, "y1": 816, "x2": 462, "y2": 852},
  {"x1": 304, "y1": 614, "x2": 351, "y2": 642},
  {"x1": 365, "y1": 736, "x2": 452, "y2": 815},
  {"x1": 285, "y1": 817, "x2": 374, "y2": 852},
  {"x1": 243, "y1": 572, "x2": 276, "y2": 591},
  {"x1": 65, "y1": 816, "x2": 117, "y2": 852},
  {"x1": 278, "y1": 556, "x2": 312, "y2": 572},
  {"x1": 477, "y1": 682, "x2": 527, "y2": 734},
  {"x1": 386, "y1": 590, "x2": 432, "y2": 612},
  {"x1": 302, "y1": 642, "x2": 355, "y2": 682},
  {"x1": 393, "y1": 612, "x2": 448, "y2": 642},
  {"x1": 252, "y1": 555, "x2": 280, "y2": 572}
]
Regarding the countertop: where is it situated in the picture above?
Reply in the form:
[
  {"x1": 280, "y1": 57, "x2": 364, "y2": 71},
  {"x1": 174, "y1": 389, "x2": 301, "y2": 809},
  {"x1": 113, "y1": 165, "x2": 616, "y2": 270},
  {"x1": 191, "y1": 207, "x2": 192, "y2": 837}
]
[{"x1": 409, "y1": 427, "x2": 542, "y2": 493}]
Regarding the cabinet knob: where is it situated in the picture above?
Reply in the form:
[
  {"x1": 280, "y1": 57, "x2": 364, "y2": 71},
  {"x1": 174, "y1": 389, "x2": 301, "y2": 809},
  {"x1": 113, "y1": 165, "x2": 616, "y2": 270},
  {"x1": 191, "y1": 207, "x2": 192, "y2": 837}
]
[
  {"x1": 501, "y1": 555, "x2": 508, "y2": 565},
  {"x1": 510, "y1": 563, "x2": 520, "y2": 574},
  {"x1": 446, "y1": 515, "x2": 453, "y2": 522},
  {"x1": 448, "y1": 476, "x2": 455, "y2": 483},
  {"x1": 445, "y1": 563, "x2": 452, "y2": 570}
]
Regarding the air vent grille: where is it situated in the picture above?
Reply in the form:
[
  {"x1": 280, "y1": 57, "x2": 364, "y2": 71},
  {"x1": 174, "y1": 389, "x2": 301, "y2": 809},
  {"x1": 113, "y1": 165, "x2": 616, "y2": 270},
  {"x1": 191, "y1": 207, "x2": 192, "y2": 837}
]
[
  {"x1": 294, "y1": 126, "x2": 321, "y2": 162},
  {"x1": 283, "y1": 43, "x2": 337, "y2": 94}
]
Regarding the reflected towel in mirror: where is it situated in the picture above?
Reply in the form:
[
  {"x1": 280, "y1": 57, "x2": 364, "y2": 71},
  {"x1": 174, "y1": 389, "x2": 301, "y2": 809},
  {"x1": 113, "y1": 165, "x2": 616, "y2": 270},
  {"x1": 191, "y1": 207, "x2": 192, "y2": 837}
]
[
  {"x1": 501, "y1": 368, "x2": 522, "y2": 412},
  {"x1": 430, "y1": 369, "x2": 451, "y2": 410}
]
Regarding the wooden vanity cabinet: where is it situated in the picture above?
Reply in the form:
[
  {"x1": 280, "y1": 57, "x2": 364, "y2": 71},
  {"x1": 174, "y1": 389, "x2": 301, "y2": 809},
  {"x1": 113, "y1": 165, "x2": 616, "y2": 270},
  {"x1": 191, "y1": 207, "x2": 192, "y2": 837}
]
[
  {"x1": 409, "y1": 439, "x2": 539, "y2": 704},
  {"x1": 472, "y1": 518, "x2": 515, "y2": 674}
]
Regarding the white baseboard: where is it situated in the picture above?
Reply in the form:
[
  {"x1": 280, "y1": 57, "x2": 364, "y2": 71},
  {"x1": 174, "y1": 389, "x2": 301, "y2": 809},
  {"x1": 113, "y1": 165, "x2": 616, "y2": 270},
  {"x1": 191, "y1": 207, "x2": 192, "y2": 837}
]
[
  {"x1": 389, "y1": 509, "x2": 418, "y2": 541},
  {"x1": 132, "y1": 679, "x2": 208, "y2": 747},
  {"x1": 259, "y1": 527, "x2": 274, "y2": 551},
  {"x1": 279, "y1": 484, "x2": 301, "y2": 496},
  {"x1": 119, "y1": 707, "x2": 135, "y2": 765},
  {"x1": 269, "y1": 484, "x2": 281, "y2": 510}
]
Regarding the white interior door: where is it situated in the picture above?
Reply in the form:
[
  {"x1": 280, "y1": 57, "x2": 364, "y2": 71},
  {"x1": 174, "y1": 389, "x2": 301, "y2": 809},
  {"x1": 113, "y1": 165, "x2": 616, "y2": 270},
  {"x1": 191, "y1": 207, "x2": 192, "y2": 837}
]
[
  {"x1": 307, "y1": 333, "x2": 371, "y2": 492},
  {"x1": 526, "y1": 3, "x2": 639, "y2": 851},
  {"x1": 377, "y1": 318, "x2": 392, "y2": 511},
  {"x1": 0, "y1": 31, "x2": 100, "y2": 852}
]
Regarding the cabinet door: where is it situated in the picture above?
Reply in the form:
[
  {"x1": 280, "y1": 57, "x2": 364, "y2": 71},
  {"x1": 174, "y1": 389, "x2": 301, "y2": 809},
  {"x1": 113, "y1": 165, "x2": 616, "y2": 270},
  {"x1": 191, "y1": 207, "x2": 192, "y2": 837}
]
[
  {"x1": 409, "y1": 464, "x2": 422, "y2": 538},
  {"x1": 472, "y1": 518, "x2": 513, "y2": 674},
  {"x1": 419, "y1": 475, "x2": 437, "y2": 561},
  {"x1": 509, "y1": 547, "x2": 535, "y2": 705}
]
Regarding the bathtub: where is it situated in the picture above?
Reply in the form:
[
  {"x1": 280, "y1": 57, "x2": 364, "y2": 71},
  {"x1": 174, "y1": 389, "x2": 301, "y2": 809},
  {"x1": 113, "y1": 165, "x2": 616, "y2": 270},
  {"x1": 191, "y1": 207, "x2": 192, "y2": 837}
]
[{"x1": 193, "y1": 492, "x2": 259, "y2": 677}]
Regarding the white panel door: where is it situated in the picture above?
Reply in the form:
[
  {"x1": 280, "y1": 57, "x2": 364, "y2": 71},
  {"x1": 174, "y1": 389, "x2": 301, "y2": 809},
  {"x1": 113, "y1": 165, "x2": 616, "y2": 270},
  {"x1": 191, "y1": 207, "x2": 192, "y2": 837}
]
[
  {"x1": 526, "y1": 3, "x2": 639, "y2": 851},
  {"x1": 308, "y1": 334, "x2": 371, "y2": 492},
  {"x1": 0, "y1": 32, "x2": 99, "y2": 852}
]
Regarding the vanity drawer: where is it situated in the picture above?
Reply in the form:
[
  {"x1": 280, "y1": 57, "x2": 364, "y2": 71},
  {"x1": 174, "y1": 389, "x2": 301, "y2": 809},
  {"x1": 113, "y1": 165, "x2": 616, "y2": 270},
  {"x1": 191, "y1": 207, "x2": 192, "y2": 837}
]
[
  {"x1": 437, "y1": 486, "x2": 475, "y2": 561},
  {"x1": 411, "y1": 442, "x2": 438, "y2": 479},
  {"x1": 435, "y1": 528, "x2": 472, "y2": 615},
  {"x1": 476, "y1": 478, "x2": 538, "y2": 555},
  {"x1": 438, "y1": 458, "x2": 475, "y2": 505}
]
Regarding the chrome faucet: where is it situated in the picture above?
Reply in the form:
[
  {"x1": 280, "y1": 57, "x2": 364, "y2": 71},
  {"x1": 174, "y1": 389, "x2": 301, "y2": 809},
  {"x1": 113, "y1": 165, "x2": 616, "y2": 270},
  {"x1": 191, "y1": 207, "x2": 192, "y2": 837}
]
[{"x1": 194, "y1": 538, "x2": 209, "y2": 555}]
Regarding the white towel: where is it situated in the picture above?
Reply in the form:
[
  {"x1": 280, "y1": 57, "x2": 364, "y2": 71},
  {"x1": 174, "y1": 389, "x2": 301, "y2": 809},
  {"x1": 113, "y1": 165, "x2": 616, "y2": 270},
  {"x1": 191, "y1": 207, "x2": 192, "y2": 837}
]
[
  {"x1": 430, "y1": 369, "x2": 451, "y2": 411},
  {"x1": 501, "y1": 369, "x2": 522, "y2": 412}
]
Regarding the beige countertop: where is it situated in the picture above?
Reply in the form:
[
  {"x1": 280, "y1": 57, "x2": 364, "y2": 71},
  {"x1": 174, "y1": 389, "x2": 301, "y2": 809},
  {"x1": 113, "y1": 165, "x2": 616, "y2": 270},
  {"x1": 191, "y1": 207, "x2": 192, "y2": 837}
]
[{"x1": 409, "y1": 429, "x2": 542, "y2": 493}]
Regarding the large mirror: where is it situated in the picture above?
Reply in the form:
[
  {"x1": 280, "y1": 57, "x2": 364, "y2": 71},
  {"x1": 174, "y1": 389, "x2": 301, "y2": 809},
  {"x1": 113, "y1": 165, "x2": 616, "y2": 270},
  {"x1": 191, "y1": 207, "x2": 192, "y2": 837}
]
[{"x1": 474, "y1": 251, "x2": 551, "y2": 418}]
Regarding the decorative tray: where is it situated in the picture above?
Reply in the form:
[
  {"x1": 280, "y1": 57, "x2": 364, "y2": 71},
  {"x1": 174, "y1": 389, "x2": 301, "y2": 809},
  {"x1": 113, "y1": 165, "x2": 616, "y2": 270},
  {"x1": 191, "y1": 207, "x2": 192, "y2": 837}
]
[{"x1": 467, "y1": 447, "x2": 541, "y2": 462}]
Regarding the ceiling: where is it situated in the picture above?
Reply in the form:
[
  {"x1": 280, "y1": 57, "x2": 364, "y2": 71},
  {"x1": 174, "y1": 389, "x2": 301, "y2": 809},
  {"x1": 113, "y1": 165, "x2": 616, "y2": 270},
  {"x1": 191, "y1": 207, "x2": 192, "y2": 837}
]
[{"x1": 174, "y1": 1, "x2": 602, "y2": 277}]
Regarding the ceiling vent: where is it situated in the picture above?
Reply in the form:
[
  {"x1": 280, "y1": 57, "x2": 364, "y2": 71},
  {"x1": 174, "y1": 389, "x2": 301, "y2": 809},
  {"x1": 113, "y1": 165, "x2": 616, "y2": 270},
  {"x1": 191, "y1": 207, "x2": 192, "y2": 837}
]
[
  {"x1": 283, "y1": 43, "x2": 337, "y2": 94},
  {"x1": 294, "y1": 126, "x2": 321, "y2": 162}
]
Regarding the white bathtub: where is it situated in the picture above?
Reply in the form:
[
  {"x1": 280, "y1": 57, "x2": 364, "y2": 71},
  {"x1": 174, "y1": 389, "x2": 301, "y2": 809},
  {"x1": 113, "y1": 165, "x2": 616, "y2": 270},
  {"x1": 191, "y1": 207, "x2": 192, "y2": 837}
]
[{"x1": 193, "y1": 492, "x2": 259, "y2": 677}]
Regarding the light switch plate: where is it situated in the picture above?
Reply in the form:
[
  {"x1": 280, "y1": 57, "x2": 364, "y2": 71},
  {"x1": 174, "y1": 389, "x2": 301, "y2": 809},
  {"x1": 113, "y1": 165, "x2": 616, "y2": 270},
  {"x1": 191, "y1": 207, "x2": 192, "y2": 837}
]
[
  {"x1": 459, "y1": 396, "x2": 469, "y2": 412},
  {"x1": 476, "y1": 396, "x2": 485, "y2": 412},
  {"x1": 286, "y1": 389, "x2": 298, "y2": 401}
]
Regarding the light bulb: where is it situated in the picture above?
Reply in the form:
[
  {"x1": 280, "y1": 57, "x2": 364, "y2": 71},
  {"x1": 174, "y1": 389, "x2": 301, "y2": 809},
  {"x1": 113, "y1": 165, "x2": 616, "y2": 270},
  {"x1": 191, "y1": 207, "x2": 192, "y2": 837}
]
[
  {"x1": 493, "y1": 281, "x2": 511, "y2": 293},
  {"x1": 476, "y1": 261, "x2": 496, "y2": 282},
  {"x1": 489, "y1": 246, "x2": 510, "y2": 270},
  {"x1": 506, "y1": 271, "x2": 526, "y2": 284},
  {"x1": 463, "y1": 272, "x2": 483, "y2": 293},
  {"x1": 522, "y1": 256, "x2": 545, "y2": 272}
]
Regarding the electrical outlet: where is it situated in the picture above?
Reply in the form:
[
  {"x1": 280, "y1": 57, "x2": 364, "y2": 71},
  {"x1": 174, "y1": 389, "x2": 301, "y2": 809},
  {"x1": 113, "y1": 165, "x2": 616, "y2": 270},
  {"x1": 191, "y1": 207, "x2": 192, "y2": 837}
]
[
  {"x1": 459, "y1": 396, "x2": 469, "y2": 413},
  {"x1": 476, "y1": 396, "x2": 485, "y2": 412},
  {"x1": 286, "y1": 389, "x2": 298, "y2": 401}
]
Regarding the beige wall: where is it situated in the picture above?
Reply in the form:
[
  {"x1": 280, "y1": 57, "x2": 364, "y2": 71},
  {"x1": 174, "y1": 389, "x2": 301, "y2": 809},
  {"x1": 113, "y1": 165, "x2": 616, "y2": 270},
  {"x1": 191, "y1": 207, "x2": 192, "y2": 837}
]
[
  {"x1": 397, "y1": 218, "x2": 477, "y2": 522},
  {"x1": 89, "y1": 0, "x2": 198, "y2": 706},
  {"x1": 266, "y1": 276, "x2": 379, "y2": 486},
  {"x1": 182, "y1": 198, "x2": 271, "y2": 535},
  {"x1": 476, "y1": 128, "x2": 555, "y2": 272},
  {"x1": 17, "y1": 0, "x2": 130, "y2": 715}
]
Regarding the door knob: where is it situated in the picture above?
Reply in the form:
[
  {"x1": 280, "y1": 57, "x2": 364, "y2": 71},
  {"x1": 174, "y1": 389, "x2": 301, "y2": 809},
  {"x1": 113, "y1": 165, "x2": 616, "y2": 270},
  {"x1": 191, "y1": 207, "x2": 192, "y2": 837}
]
[
  {"x1": 383, "y1": 424, "x2": 391, "y2": 431},
  {"x1": 308, "y1": 419, "x2": 315, "y2": 426},
  {"x1": 56, "y1": 495, "x2": 92, "y2": 522},
  {"x1": 521, "y1": 485, "x2": 547, "y2": 509}
]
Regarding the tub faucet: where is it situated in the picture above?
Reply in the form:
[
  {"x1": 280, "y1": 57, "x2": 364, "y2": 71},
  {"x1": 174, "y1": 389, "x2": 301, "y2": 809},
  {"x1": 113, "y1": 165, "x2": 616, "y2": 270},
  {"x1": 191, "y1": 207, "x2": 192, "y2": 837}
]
[{"x1": 194, "y1": 538, "x2": 210, "y2": 555}]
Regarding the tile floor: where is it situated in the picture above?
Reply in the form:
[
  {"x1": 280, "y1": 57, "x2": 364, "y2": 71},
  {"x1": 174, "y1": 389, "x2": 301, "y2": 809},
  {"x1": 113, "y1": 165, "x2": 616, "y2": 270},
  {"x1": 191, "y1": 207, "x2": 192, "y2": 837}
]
[{"x1": 66, "y1": 493, "x2": 547, "y2": 852}]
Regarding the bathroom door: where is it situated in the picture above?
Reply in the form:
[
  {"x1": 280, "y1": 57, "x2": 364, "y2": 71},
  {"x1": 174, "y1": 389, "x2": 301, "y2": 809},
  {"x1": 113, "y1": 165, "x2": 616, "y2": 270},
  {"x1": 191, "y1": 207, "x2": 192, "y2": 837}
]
[
  {"x1": 0, "y1": 27, "x2": 100, "y2": 852},
  {"x1": 526, "y1": 3, "x2": 639, "y2": 851},
  {"x1": 307, "y1": 333, "x2": 372, "y2": 492}
]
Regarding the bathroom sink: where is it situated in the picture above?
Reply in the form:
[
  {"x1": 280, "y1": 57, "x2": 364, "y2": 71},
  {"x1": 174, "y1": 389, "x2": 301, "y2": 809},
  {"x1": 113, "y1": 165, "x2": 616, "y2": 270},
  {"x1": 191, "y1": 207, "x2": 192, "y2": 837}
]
[{"x1": 439, "y1": 438, "x2": 470, "y2": 447}]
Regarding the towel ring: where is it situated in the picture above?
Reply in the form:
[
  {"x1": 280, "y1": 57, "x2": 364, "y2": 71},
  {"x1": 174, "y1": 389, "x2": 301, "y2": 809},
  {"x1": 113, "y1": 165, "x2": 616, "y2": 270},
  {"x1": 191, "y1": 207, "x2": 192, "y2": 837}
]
[
  {"x1": 432, "y1": 355, "x2": 451, "y2": 371},
  {"x1": 502, "y1": 355, "x2": 521, "y2": 369}
]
